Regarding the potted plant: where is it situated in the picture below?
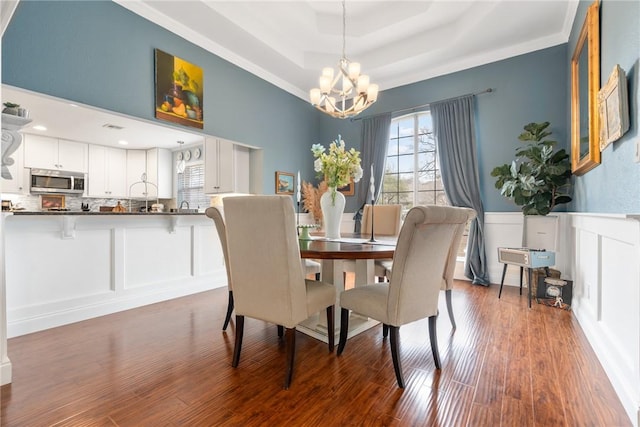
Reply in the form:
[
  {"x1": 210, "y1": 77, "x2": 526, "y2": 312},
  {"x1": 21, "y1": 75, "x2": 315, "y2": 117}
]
[
  {"x1": 3, "y1": 102, "x2": 20, "y2": 115},
  {"x1": 491, "y1": 121, "x2": 572, "y2": 215}
]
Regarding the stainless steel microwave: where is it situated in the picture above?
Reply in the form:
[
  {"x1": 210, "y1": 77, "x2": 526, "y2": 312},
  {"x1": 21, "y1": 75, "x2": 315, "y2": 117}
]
[{"x1": 30, "y1": 168, "x2": 85, "y2": 195}]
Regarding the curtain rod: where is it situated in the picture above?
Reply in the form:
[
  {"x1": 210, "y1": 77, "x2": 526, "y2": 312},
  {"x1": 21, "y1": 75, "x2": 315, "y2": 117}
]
[{"x1": 350, "y1": 88, "x2": 494, "y2": 122}]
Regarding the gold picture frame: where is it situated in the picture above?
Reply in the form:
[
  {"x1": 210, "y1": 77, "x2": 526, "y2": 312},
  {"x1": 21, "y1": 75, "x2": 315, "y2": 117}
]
[
  {"x1": 598, "y1": 64, "x2": 629, "y2": 151},
  {"x1": 275, "y1": 171, "x2": 295, "y2": 195},
  {"x1": 570, "y1": 1, "x2": 600, "y2": 175}
]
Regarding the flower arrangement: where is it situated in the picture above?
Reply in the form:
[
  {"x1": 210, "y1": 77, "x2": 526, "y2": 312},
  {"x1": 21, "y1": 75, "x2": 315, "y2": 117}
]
[{"x1": 311, "y1": 135, "x2": 362, "y2": 203}]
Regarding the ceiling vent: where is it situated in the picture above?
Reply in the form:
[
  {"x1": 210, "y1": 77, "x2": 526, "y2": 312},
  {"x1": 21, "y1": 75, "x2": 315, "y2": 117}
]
[{"x1": 102, "y1": 123, "x2": 124, "y2": 130}]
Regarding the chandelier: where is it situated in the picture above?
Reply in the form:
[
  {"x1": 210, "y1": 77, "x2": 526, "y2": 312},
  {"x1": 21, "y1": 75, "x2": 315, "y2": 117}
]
[{"x1": 309, "y1": 0, "x2": 379, "y2": 119}]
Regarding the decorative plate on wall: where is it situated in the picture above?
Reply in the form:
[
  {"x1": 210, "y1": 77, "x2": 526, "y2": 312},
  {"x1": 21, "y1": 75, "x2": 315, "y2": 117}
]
[
  {"x1": 177, "y1": 151, "x2": 183, "y2": 160},
  {"x1": 194, "y1": 147, "x2": 201, "y2": 160},
  {"x1": 184, "y1": 150, "x2": 191, "y2": 161}
]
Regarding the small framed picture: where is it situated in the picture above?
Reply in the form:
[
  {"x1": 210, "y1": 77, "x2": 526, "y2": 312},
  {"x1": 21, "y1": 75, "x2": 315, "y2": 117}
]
[
  {"x1": 275, "y1": 171, "x2": 295, "y2": 195},
  {"x1": 337, "y1": 178, "x2": 355, "y2": 196},
  {"x1": 41, "y1": 194, "x2": 65, "y2": 210},
  {"x1": 598, "y1": 64, "x2": 629, "y2": 151}
]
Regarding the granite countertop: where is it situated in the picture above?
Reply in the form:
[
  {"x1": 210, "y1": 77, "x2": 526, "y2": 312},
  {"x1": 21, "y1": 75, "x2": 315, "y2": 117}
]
[{"x1": 8, "y1": 211, "x2": 205, "y2": 216}]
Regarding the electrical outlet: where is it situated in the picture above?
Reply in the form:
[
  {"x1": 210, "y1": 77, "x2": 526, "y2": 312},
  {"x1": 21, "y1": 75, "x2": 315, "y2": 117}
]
[{"x1": 635, "y1": 138, "x2": 640, "y2": 163}]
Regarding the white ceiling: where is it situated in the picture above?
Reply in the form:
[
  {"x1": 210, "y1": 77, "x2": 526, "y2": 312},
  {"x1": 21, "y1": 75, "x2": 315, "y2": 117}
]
[
  {"x1": 3, "y1": 0, "x2": 579, "y2": 150},
  {"x1": 117, "y1": 0, "x2": 579, "y2": 99}
]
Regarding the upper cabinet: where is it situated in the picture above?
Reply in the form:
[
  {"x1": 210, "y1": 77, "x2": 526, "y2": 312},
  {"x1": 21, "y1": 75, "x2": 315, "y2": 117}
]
[
  {"x1": 87, "y1": 145, "x2": 127, "y2": 198},
  {"x1": 23, "y1": 134, "x2": 87, "y2": 173},
  {"x1": 126, "y1": 148, "x2": 172, "y2": 199},
  {"x1": 204, "y1": 137, "x2": 234, "y2": 194}
]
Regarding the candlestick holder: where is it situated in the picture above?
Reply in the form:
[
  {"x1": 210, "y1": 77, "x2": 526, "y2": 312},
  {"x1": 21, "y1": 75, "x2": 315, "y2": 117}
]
[
  {"x1": 297, "y1": 201, "x2": 300, "y2": 233},
  {"x1": 368, "y1": 199, "x2": 376, "y2": 242}
]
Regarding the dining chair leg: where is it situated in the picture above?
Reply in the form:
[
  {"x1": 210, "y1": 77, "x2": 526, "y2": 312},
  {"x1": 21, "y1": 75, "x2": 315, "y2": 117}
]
[
  {"x1": 277, "y1": 325, "x2": 284, "y2": 338},
  {"x1": 520, "y1": 267, "x2": 524, "y2": 295},
  {"x1": 428, "y1": 315, "x2": 441, "y2": 370},
  {"x1": 445, "y1": 289, "x2": 456, "y2": 329},
  {"x1": 382, "y1": 323, "x2": 389, "y2": 338},
  {"x1": 389, "y1": 326, "x2": 405, "y2": 388},
  {"x1": 326, "y1": 306, "x2": 335, "y2": 352},
  {"x1": 337, "y1": 308, "x2": 350, "y2": 355},
  {"x1": 232, "y1": 315, "x2": 244, "y2": 368},
  {"x1": 222, "y1": 290, "x2": 234, "y2": 331},
  {"x1": 284, "y1": 327, "x2": 296, "y2": 389}
]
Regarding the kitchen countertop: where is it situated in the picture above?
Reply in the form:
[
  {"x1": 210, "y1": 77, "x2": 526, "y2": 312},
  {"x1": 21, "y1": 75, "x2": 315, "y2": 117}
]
[{"x1": 7, "y1": 211, "x2": 205, "y2": 216}]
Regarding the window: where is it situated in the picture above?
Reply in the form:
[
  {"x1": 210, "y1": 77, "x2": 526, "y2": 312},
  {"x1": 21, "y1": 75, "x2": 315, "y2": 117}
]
[
  {"x1": 381, "y1": 112, "x2": 469, "y2": 259},
  {"x1": 381, "y1": 111, "x2": 447, "y2": 211},
  {"x1": 177, "y1": 164, "x2": 209, "y2": 210}
]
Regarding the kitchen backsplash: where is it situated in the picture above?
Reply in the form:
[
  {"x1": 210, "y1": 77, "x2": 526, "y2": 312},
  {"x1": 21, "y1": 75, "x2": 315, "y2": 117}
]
[{"x1": 3, "y1": 193, "x2": 175, "y2": 212}]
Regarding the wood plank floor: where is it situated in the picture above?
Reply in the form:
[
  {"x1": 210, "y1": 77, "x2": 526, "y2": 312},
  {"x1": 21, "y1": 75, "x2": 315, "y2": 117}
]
[{"x1": 1, "y1": 279, "x2": 631, "y2": 426}]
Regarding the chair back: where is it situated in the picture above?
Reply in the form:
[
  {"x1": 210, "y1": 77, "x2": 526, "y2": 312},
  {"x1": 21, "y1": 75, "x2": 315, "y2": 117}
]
[
  {"x1": 387, "y1": 205, "x2": 475, "y2": 326},
  {"x1": 205, "y1": 206, "x2": 232, "y2": 291},
  {"x1": 223, "y1": 195, "x2": 307, "y2": 328},
  {"x1": 361, "y1": 204, "x2": 402, "y2": 236},
  {"x1": 441, "y1": 211, "x2": 476, "y2": 291}
]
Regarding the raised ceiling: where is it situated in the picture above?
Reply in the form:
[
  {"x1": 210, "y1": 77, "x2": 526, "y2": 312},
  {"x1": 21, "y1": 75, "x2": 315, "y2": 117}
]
[{"x1": 117, "y1": 0, "x2": 579, "y2": 100}]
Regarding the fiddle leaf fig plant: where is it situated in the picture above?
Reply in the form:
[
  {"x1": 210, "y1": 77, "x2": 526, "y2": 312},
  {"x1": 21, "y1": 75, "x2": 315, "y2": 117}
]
[{"x1": 491, "y1": 121, "x2": 572, "y2": 215}]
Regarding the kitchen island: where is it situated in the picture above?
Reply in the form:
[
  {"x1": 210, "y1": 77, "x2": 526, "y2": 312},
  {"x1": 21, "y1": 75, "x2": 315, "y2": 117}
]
[{"x1": 3, "y1": 211, "x2": 226, "y2": 338}]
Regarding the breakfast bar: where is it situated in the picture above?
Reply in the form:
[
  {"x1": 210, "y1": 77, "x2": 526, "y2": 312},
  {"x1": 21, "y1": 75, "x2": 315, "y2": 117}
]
[{"x1": 3, "y1": 211, "x2": 226, "y2": 338}]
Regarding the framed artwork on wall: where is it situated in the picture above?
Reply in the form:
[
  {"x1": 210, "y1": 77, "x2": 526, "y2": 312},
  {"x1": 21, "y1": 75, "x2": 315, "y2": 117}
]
[
  {"x1": 598, "y1": 64, "x2": 629, "y2": 151},
  {"x1": 154, "y1": 49, "x2": 204, "y2": 129},
  {"x1": 337, "y1": 178, "x2": 355, "y2": 196},
  {"x1": 275, "y1": 171, "x2": 295, "y2": 195}
]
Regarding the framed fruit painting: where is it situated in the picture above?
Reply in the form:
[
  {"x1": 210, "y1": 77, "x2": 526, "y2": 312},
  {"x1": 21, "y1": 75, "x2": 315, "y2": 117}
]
[{"x1": 154, "y1": 49, "x2": 204, "y2": 129}]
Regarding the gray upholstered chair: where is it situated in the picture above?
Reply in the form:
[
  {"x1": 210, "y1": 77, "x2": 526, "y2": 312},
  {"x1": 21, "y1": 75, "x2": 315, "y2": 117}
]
[
  {"x1": 223, "y1": 195, "x2": 336, "y2": 389},
  {"x1": 206, "y1": 206, "x2": 324, "y2": 331},
  {"x1": 337, "y1": 205, "x2": 476, "y2": 388},
  {"x1": 377, "y1": 215, "x2": 474, "y2": 329}
]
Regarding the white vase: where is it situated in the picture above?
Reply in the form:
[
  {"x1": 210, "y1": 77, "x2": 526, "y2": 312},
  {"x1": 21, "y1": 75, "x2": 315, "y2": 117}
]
[{"x1": 320, "y1": 187, "x2": 345, "y2": 239}]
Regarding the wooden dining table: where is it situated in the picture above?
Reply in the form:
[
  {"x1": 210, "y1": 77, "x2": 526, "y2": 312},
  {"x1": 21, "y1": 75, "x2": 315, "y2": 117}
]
[{"x1": 298, "y1": 234, "x2": 396, "y2": 344}]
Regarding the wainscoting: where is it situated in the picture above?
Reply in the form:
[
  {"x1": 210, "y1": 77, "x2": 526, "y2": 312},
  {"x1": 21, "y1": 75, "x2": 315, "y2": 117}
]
[{"x1": 485, "y1": 212, "x2": 640, "y2": 426}]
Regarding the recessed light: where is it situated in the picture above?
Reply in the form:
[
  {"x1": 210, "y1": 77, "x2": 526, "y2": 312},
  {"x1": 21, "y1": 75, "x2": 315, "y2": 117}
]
[
  {"x1": 118, "y1": 140, "x2": 128, "y2": 145},
  {"x1": 32, "y1": 125, "x2": 47, "y2": 131}
]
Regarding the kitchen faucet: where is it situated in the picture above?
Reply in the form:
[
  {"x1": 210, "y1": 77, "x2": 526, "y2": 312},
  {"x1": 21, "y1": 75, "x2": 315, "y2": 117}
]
[{"x1": 180, "y1": 200, "x2": 190, "y2": 209}]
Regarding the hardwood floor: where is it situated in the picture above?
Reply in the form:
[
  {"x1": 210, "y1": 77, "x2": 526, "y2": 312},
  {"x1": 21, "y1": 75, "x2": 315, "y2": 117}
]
[{"x1": 1, "y1": 279, "x2": 631, "y2": 426}]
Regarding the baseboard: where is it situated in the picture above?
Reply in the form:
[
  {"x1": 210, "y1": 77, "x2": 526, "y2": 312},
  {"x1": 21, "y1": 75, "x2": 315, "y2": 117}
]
[
  {"x1": 0, "y1": 358, "x2": 12, "y2": 386},
  {"x1": 7, "y1": 278, "x2": 226, "y2": 338}
]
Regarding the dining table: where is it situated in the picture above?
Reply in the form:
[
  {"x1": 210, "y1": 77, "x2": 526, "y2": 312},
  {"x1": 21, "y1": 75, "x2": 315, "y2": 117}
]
[{"x1": 298, "y1": 234, "x2": 396, "y2": 344}]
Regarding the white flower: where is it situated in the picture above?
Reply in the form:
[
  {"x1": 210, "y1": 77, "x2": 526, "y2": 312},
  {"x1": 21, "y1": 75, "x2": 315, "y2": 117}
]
[
  {"x1": 314, "y1": 158, "x2": 323, "y2": 173},
  {"x1": 352, "y1": 164, "x2": 363, "y2": 182}
]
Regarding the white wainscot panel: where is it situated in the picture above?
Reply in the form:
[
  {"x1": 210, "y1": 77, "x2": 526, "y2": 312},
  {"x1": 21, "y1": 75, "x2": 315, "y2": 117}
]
[
  {"x1": 124, "y1": 227, "x2": 192, "y2": 288},
  {"x1": 484, "y1": 213, "x2": 525, "y2": 286},
  {"x1": 600, "y1": 236, "x2": 639, "y2": 385},
  {"x1": 575, "y1": 228, "x2": 600, "y2": 317},
  {"x1": 570, "y1": 214, "x2": 640, "y2": 427},
  {"x1": 197, "y1": 224, "x2": 224, "y2": 277},
  {"x1": 6, "y1": 228, "x2": 112, "y2": 309}
]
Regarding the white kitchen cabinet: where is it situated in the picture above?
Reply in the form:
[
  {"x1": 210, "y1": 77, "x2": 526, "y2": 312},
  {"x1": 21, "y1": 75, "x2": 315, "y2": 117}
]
[
  {"x1": 126, "y1": 150, "x2": 147, "y2": 198},
  {"x1": 88, "y1": 145, "x2": 127, "y2": 198},
  {"x1": 204, "y1": 137, "x2": 234, "y2": 194},
  {"x1": 23, "y1": 134, "x2": 87, "y2": 173},
  {"x1": 125, "y1": 148, "x2": 172, "y2": 199},
  {"x1": 146, "y1": 148, "x2": 172, "y2": 199}
]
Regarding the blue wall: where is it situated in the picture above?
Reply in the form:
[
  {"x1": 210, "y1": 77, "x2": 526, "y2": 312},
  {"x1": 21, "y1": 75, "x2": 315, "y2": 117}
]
[
  {"x1": 568, "y1": 0, "x2": 640, "y2": 213},
  {"x1": 323, "y1": 45, "x2": 569, "y2": 212},
  {"x1": 4, "y1": 1, "x2": 637, "y2": 213},
  {"x1": 1, "y1": 1, "x2": 321, "y2": 194}
]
